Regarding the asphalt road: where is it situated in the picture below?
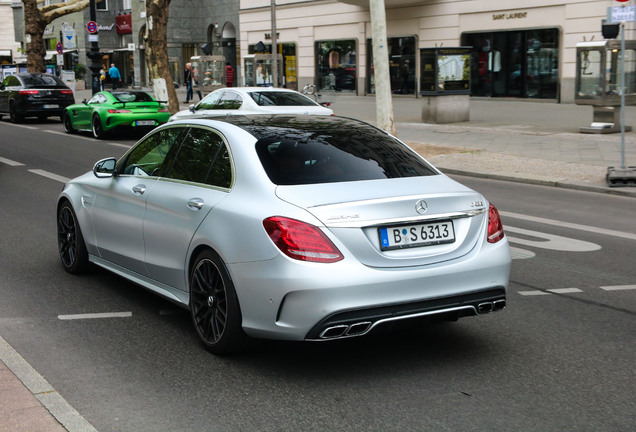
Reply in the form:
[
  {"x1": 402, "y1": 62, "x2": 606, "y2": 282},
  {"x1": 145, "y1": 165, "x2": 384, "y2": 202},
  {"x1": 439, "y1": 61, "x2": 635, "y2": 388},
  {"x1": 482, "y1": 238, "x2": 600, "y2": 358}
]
[{"x1": 1, "y1": 119, "x2": 635, "y2": 431}]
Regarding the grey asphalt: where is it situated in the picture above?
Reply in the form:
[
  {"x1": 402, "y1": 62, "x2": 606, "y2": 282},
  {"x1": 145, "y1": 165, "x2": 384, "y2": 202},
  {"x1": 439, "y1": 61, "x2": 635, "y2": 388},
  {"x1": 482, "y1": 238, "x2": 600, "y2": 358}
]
[{"x1": 2, "y1": 87, "x2": 635, "y2": 432}]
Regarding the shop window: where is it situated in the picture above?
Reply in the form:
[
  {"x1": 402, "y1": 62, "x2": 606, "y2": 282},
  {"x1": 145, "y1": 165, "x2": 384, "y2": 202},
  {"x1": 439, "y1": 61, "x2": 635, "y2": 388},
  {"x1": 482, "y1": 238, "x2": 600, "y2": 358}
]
[
  {"x1": 366, "y1": 36, "x2": 415, "y2": 95},
  {"x1": 246, "y1": 43, "x2": 297, "y2": 89},
  {"x1": 315, "y1": 40, "x2": 357, "y2": 93}
]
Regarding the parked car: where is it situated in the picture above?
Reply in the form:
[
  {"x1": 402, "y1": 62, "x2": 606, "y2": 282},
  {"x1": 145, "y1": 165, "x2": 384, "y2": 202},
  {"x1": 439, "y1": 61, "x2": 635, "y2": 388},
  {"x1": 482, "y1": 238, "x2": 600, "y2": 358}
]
[
  {"x1": 57, "y1": 115, "x2": 511, "y2": 354},
  {"x1": 0, "y1": 72, "x2": 75, "y2": 123},
  {"x1": 169, "y1": 87, "x2": 333, "y2": 121},
  {"x1": 62, "y1": 90, "x2": 170, "y2": 139}
]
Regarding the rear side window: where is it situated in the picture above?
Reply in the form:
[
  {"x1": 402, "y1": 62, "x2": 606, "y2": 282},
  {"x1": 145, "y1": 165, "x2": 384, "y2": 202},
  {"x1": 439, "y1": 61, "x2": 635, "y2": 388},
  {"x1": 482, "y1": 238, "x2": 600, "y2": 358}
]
[
  {"x1": 255, "y1": 128, "x2": 437, "y2": 185},
  {"x1": 21, "y1": 74, "x2": 67, "y2": 88},
  {"x1": 166, "y1": 127, "x2": 232, "y2": 188},
  {"x1": 249, "y1": 91, "x2": 317, "y2": 107}
]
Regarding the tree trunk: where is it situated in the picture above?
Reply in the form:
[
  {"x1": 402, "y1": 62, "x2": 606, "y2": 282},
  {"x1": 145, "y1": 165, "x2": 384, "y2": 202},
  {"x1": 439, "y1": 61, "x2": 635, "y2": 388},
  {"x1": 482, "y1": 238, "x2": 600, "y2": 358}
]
[
  {"x1": 23, "y1": 0, "x2": 47, "y2": 73},
  {"x1": 144, "y1": 0, "x2": 178, "y2": 114}
]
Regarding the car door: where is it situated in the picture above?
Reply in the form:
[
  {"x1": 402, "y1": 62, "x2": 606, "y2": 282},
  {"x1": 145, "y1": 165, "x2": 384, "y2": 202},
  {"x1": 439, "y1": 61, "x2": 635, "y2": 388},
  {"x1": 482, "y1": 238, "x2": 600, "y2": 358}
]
[
  {"x1": 74, "y1": 93, "x2": 106, "y2": 130},
  {"x1": 0, "y1": 75, "x2": 19, "y2": 113},
  {"x1": 143, "y1": 126, "x2": 233, "y2": 290},
  {"x1": 91, "y1": 126, "x2": 185, "y2": 275}
]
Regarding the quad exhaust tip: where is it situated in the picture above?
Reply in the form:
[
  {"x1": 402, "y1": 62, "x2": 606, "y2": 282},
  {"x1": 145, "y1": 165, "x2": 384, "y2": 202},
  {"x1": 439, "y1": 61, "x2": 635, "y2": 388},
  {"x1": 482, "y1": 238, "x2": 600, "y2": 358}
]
[{"x1": 478, "y1": 299, "x2": 506, "y2": 314}]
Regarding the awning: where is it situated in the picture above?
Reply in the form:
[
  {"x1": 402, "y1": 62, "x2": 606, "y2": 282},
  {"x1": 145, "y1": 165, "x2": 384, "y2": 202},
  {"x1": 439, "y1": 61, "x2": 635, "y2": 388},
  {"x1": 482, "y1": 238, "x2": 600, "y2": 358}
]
[{"x1": 0, "y1": 50, "x2": 12, "y2": 57}]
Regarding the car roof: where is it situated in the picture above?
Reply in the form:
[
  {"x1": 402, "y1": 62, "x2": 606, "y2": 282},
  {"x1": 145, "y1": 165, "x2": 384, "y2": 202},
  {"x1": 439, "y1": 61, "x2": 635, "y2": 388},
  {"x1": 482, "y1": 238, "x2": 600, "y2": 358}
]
[
  {"x1": 169, "y1": 115, "x2": 388, "y2": 141},
  {"x1": 218, "y1": 87, "x2": 303, "y2": 94}
]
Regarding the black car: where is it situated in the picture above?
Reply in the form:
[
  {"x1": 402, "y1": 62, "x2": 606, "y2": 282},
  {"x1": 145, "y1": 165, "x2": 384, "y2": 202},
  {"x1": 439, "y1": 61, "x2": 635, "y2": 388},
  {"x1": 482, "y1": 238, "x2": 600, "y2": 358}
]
[{"x1": 0, "y1": 73, "x2": 75, "y2": 123}]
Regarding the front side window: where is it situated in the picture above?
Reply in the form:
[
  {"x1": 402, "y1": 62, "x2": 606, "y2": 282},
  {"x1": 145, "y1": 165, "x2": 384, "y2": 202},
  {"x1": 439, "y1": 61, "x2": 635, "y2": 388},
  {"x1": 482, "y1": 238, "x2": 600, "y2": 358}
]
[
  {"x1": 166, "y1": 127, "x2": 231, "y2": 187},
  {"x1": 196, "y1": 92, "x2": 222, "y2": 110},
  {"x1": 217, "y1": 91, "x2": 243, "y2": 110},
  {"x1": 117, "y1": 127, "x2": 184, "y2": 176}
]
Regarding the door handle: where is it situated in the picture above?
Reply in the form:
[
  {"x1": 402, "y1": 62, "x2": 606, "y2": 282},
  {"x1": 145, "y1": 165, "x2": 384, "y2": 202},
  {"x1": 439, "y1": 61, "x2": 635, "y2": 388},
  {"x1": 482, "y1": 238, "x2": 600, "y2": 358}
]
[
  {"x1": 132, "y1": 184, "x2": 146, "y2": 195},
  {"x1": 187, "y1": 198, "x2": 204, "y2": 211}
]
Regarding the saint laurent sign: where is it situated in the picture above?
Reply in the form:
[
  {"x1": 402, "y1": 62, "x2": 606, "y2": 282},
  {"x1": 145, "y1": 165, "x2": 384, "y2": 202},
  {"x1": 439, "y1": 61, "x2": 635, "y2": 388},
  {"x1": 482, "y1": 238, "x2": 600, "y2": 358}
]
[{"x1": 492, "y1": 11, "x2": 528, "y2": 20}]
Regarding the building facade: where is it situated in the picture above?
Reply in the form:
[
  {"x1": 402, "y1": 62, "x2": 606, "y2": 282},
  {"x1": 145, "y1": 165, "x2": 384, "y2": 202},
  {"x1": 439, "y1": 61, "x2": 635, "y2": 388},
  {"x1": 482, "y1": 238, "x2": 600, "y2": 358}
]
[{"x1": 239, "y1": 0, "x2": 636, "y2": 102}]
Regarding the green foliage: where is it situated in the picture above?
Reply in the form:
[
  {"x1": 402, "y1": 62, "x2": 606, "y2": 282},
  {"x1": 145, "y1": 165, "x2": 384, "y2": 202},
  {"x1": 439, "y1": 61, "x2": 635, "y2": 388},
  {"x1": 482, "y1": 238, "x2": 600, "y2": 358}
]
[{"x1": 73, "y1": 63, "x2": 86, "y2": 80}]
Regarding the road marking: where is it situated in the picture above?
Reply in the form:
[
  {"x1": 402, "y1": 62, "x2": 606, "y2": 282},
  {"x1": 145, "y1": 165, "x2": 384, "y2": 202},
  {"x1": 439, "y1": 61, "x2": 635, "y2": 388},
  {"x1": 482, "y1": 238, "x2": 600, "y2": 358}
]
[
  {"x1": 510, "y1": 247, "x2": 535, "y2": 260},
  {"x1": 501, "y1": 211, "x2": 636, "y2": 241},
  {"x1": 28, "y1": 169, "x2": 70, "y2": 183},
  {"x1": 4, "y1": 123, "x2": 37, "y2": 130},
  {"x1": 0, "y1": 336, "x2": 99, "y2": 432},
  {"x1": 44, "y1": 129, "x2": 68, "y2": 136},
  {"x1": 108, "y1": 142, "x2": 132, "y2": 149},
  {"x1": 600, "y1": 285, "x2": 636, "y2": 291},
  {"x1": 58, "y1": 312, "x2": 132, "y2": 320},
  {"x1": 518, "y1": 290, "x2": 550, "y2": 296},
  {"x1": 506, "y1": 226, "x2": 601, "y2": 252},
  {"x1": 0, "y1": 156, "x2": 25, "y2": 166},
  {"x1": 547, "y1": 288, "x2": 583, "y2": 294}
]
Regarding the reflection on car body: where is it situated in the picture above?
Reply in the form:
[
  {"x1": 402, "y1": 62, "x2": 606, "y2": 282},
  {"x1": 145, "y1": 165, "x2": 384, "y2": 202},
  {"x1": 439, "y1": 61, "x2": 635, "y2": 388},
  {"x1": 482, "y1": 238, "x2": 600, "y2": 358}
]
[{"x1": 57, "y1": 115, "x2": 511, "y2": 354}]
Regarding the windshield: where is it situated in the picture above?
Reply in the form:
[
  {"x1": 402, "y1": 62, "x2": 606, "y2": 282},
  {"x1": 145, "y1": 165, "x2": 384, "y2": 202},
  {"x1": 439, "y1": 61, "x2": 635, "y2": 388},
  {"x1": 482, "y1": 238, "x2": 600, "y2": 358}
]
[
  {"x1": 254, "y1": 121, "x2": 437, "y2": 185},
  {"x1": 21, "y1": 74, "x2": 67, "y2": 89},
  {"x1": 249, "y1": 91, "x2": 318, "y2": 107}
]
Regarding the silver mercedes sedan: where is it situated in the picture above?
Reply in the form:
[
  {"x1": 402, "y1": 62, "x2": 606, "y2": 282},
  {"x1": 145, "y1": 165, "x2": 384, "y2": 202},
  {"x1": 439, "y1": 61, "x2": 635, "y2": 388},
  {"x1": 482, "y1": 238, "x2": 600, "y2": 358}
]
[{"x1": 57, "y1": 115, "x2": 511, "y2": 354}]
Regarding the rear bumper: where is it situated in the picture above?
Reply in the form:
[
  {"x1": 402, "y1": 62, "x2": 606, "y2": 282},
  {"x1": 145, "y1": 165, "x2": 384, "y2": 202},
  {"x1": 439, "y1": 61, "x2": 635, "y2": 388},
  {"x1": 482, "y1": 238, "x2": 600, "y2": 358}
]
[{"x1": 228, "y1": 237, "x2": 511, "y2": 341}]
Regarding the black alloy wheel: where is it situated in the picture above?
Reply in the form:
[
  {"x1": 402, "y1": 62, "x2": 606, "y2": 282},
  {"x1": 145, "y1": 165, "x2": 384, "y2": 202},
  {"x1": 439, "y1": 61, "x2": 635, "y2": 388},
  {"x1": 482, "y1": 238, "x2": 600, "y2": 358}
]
[
  {"x1": 92, "y1": 115, "x2": 104, "y2": 139},
  {"x1": 63, "y1": 112, "x2": 76, "y2": 134},
  {"x1": 189, "y1": 249, "x2": 247, "y2": 354},
  {"x1": 57, "y1": 201, "x2": 89, "y2": 274}
]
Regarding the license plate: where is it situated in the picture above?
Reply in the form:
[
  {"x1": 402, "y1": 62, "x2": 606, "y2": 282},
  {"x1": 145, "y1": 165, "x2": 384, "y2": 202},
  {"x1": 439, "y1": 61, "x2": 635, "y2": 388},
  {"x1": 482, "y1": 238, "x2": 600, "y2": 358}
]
[
  {"x1": 379, "y1": 220, "x2": 455, "y2": 250},
  {"x1": 135, "y1": 120, "x2": 155, "y2": 126},
  {"x1": 43, "y1": 104, "x2": 59, "y2": 109}
]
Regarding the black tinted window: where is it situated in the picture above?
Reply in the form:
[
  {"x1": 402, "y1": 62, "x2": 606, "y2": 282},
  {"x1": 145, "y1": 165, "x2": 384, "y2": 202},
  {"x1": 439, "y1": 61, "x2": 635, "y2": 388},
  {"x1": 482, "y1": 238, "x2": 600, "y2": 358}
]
[
  {"x1": 21, "y1": 74, "x2": 67, "y2": 88},
  {"x1": 112, "y1": 91, "x2": 154, "y2": 103},
  {"x1": 255, "y1": 125, "x2": 437, "y2": 185},
  {"x1": 118, "y1": 127, "x2": 184, "y2": 176},
  {"x1": 249, "y1": 91, "x2": 317, "y2": 107},
  {"x1": 167, "y1": 127, "x2": 230, "y2": 187}
]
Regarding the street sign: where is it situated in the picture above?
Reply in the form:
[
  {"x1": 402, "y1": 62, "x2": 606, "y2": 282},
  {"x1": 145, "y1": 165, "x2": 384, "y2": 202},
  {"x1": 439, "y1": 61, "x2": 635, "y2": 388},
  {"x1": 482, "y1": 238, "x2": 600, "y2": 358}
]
[
  {"x1": 608, "y1": 5, "x2": 636, "y2": 22},
  {"x1": 56, "y1": 42, "x2": 63, "y2": 55},
  {"x1": 87, "y1": 21, "x2": 98, "y2": 34}
]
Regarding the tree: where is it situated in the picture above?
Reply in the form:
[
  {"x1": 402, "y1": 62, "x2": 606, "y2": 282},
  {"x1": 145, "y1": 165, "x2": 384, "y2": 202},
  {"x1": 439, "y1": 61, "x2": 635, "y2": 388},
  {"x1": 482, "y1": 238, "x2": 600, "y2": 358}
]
[
  {"x1": 143, "y1": 0, "x2": 179, "y2": 114},
  {"x1": 23, "y1": 0, "x2": 90, "y2": 73}
]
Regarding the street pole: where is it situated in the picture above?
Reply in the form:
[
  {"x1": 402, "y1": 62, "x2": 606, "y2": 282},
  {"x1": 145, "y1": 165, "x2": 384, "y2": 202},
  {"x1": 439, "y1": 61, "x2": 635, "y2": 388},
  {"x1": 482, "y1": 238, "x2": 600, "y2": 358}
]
[
  {"x1": 619, "y1": 20, "x2": 626, "y2": 169},
  {"x1": 86, "y1": 0, "x2": 102, "y2": 95},
  {"x1": 271, "y1": 0, "x2": 278, "y2": 87},
  {"x1": 369, "y1": 0, "x2": 396, "y2": 135}
]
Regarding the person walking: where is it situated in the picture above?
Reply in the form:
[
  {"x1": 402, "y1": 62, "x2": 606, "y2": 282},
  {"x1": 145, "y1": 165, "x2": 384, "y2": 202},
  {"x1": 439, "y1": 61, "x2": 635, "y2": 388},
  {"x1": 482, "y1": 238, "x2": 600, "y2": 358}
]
[
  {"x1": 225, "y1": 63, "x2": 234, "y2": 87},
  {"x1": 108, "y1": 63, "x2": 121, "y2": 90},
  {"x1": 184, "y1": 62, "x2": 194, "y2": 103}
]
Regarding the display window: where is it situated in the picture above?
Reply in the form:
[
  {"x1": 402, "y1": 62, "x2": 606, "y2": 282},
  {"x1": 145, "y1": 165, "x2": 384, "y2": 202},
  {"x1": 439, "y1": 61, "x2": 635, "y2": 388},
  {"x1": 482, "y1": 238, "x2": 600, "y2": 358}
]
[
  {"x1": 315, "y1": 40, "x2": 357, "y2": 93},
  {"x1": 366, "y1": 36, "x2": 416, "y2": 95}
]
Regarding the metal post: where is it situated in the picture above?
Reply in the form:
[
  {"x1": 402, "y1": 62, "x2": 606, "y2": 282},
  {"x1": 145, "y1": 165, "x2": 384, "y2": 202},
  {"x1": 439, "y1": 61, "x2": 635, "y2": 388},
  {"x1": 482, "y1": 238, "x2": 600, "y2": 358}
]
[
  {"x1": 87, "y1": 0, "x2": 102, "y2": 95},
  {"x1": 620, "y1": 21, "x2": 626, "y2": 169},
  {"x1": 271, "y1": 0, "x2": 278, "y2": 87}
]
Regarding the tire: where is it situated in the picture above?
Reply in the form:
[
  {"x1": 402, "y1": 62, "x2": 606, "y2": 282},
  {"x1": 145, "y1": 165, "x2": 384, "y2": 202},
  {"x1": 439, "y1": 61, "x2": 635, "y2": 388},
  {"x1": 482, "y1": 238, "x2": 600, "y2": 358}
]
[
  {"x1": 9, "y1": 101, "x2": 23, "y2": 123},
  {"x1": 92, "y1": 114, "x2": 105, "y2": 139},
  {"x1": 63, "y1": 112, "x2": 76, "y2": 134},
  {"x1": 57, "y1": 201, "x2": 90, "y2": 274},
  {"x1": 189, "y1": 249, "x2": 248, "y2": 354}
]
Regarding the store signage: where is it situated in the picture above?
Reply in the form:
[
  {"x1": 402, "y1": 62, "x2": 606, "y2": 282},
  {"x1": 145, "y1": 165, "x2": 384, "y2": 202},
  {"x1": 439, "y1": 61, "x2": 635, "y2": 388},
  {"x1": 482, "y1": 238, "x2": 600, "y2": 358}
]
[
  {"x1": 98, "y1": 24, "x2": 115, "y2": 31},
  {"x1": 116, "y1": 14, "x2": 132, "y2": 34},
  {"x1": 492, "y1": 11, "x2": 528, "y2": 21}
]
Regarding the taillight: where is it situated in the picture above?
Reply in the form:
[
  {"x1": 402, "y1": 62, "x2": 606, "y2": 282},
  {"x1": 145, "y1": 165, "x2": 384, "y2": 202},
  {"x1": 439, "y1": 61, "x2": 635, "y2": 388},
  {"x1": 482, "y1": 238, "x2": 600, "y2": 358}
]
[
  {"x1": 61, "y1": 89, "x2": 73, "y2": 94},
  {"x1": 19, "y1": 89, "x2": 39, "y2": 95},
  {"x1": 158, "y1": 108, "x2": 169, "y2": 112},
  {"x1": 263, "y1": 216, "x2": 343, "y2": 263},
  {"x1": 487, "y1": 203, "x2": 505, "y2": 243},
  {"x1": 107, "y1": 109, "x2": 131, "y2": 113}
]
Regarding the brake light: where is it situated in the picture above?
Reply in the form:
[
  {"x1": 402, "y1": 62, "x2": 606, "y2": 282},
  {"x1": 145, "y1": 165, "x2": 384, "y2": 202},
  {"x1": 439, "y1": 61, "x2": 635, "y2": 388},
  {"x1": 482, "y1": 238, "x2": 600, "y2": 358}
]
[
  {"x1": 158, "y1": 108, "x2": 169, "y2": 112},
  {"x1": 263, "y1": 216, "x2": 343, "y2": 263},
  {"x1": 487, "y1": 203, "x2": 505, "y2": 243},
  {"x1": 61, "y1": 89, "x2": 73, "y2": 94},
  {"x1": 107, "y1": 109, "x2": 131, "y2": 113},
  {"x1": 19, "y1": 90, "x2": 39, "y2": 95}
]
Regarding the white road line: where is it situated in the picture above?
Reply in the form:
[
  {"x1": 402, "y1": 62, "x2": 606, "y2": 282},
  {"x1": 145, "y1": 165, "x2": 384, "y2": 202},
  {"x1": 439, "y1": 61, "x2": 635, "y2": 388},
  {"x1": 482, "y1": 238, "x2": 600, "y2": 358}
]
[
  {"x1": 0, "y1": 335, "x2": 98, "y2": 432},
  {"x1": 58, "y1": 312, "x2": 132, "y2": 320},
  {"x1": 4, "y1": 123, "x2": 37, "y2": 130},
  {"x1": 547, "y1": 288, "x2": 583, "y2": 294},
  {"x1": 501, "y1": 211, "x2": 636, "y2": 241},
  {"x1": 0, "y1": 156, "x2": 25, "y2": 166},
  {"x1": 28, "y1": 169, "x2": 70, "y2": 183},
  {"x1": 600, "y1": 285, "x2": 636, "y2": 291},
  {"x1": 44, "y1": 129, "x2": 68, "y2": 136},
  {"x1": 108, "y1": 142, "x2": 133, "y2": 148},
  {"x1": 518, "y1": 290, "x2": 550, "y2": 296}
]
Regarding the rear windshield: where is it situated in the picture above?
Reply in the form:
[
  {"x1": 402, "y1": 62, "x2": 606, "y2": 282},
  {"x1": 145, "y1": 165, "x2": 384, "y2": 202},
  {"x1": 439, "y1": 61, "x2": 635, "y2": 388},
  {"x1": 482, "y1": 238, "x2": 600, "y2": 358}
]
[
  {"x1": 249, "y1": 91, "x2": 318, "y2": 107},
  {"x1": 255, "y1": 127, "x2": 437, "y2": 185},
  {"x1": 22, "y1": 75, "x2": 67, "y2": 89},
  {"x1": 113, "y1": 92, "x2": 155, "y2": 103}
]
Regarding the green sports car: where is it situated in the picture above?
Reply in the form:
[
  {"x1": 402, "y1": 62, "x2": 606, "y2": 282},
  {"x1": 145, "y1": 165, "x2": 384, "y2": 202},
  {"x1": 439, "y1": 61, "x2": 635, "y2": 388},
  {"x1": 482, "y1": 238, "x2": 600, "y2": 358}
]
[{"x1": 62, "y1": 90, "x2": 171, "y2": 139}]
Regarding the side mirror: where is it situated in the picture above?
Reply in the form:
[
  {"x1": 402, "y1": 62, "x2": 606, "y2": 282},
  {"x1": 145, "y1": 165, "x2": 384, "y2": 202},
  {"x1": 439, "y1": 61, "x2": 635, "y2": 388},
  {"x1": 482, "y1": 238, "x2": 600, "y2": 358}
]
[
  {"x1": 189, "y1": 104, "x2": 196, "y2": 113},
  {"x1": 93, "y1": 157, "x2": 117, "y2": 178},
  {"x1": 82, "y1": 99, "x2": 88, "y2": 104}
]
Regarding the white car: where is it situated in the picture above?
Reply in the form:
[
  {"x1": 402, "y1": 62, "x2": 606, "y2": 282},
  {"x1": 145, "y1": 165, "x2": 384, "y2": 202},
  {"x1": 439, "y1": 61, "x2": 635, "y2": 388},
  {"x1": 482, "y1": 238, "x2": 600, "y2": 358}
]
[{"x1": 170, "y1": 87, "x2": 333, "y2": 121}]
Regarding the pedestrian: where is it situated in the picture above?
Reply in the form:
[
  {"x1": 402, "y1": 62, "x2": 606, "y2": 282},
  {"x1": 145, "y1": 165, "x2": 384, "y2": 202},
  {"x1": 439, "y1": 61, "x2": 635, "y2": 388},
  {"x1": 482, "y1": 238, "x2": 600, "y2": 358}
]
[
  {"x1": 184, "y1": 62, "x2": 193, "y2": 103},
  {"x1": 225, "y1": 62, "x2": 234, "y2": 87},
  {"x1": 99, "y1": 68, "x2": 105, "y2": 91},
  {"x1": 108, "y1": 63, "x2": 121, "y2": 90}
]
